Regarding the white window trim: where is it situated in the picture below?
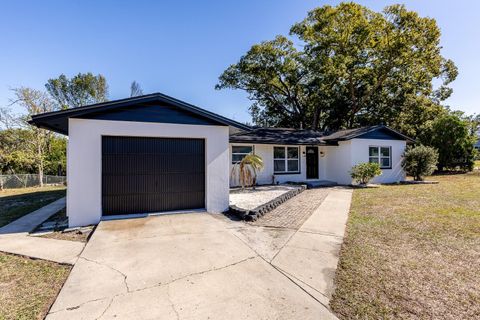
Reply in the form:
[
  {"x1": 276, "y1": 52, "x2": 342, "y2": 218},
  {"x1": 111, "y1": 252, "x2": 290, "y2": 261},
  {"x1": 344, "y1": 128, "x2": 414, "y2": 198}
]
[
  {"x1": 369, "y1": 145, "x2": 392, "y2": 169},
  {"x1": 231, "y1": 145, "x2": 254, "y2": 164},
  {"x1": 273, "y1": 146, "x2": 300, "y2": 174}
]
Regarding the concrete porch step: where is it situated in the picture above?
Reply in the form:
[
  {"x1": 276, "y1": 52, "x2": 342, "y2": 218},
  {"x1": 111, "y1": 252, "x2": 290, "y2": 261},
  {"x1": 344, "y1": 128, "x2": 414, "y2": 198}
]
[{"x1": 304, "y1": 180, "x2": 337, "y2": 188}]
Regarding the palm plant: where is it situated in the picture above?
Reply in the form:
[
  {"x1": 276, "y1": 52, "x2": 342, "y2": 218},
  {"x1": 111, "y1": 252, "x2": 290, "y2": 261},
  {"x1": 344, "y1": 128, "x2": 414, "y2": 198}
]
[{"x1": 231, "y1": 153, "x2": 264, "y2": 189}]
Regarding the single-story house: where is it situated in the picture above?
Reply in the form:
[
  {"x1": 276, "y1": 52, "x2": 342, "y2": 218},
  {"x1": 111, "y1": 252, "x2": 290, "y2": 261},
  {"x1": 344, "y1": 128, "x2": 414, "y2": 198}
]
[{"x1": 30, "y1": 92, "x2": 413, "y2": 227}]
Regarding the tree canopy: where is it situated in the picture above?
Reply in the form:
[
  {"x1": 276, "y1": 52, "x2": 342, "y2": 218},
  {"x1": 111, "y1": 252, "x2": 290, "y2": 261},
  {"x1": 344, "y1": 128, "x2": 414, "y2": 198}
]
[
  {"x1": 4, "y1": 88, "x2": 59, "y2": 184},
  {"x1": 1, "y1": 73, "x2": 110, "y2": 178},
  {"x1": 217, "y1": 2, "x2": 457, "y2": 136},
  {"x1": 419, "y1": 113, "x2": 477, "y2": 171},
  {"x1": 45, "y1": 72, "x2": 108, "y2": 109}
]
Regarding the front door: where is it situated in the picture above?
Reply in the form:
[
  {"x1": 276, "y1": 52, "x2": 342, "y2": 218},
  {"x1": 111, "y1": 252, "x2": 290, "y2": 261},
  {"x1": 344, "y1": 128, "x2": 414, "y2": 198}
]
[{"x1": 306, "y1": 146, "x2": 319, "y2": 179}]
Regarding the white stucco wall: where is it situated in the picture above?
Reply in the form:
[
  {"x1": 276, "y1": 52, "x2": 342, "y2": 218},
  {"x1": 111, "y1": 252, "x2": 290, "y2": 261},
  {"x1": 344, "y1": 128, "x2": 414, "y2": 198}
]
[
  {"x1": 229, "y1": 138, "x2": 407, "y2": 186},
  {"x1": 229, "y1": 144, "x2": 328, "y2": 186},
  {"x1": 67, "y1": 118, "x2": 229, "y2": 227},
  {"x1": 323, "y1": 141, "x2": 353, "y2": 184},
  {"x1": 350, "y1": 138, "x2": 406, "y2": 184}
]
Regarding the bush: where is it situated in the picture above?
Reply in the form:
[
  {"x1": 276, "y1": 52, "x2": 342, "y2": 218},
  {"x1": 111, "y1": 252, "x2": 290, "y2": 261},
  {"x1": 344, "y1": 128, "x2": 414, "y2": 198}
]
[
  {"x1": 350, "y1": 162, "x2": 382, "y2": 185},
  {"x1": 402, "y1": 145, "x2": 438, "y2": 181}
]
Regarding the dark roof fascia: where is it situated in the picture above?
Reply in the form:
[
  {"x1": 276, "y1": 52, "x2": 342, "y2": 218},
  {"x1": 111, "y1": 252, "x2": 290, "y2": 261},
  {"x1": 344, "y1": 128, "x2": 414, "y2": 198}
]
[
  {"x1": 228, "y1": 138, "x2": 328, "y2": 146},
  {"x1": 29, "y1": 92, "x2": 251, "y2": 132},
  {"x1": 31, "y1": 121, "x2": 67, "y2": 135},
  {"x1": 327, "y1": 125, "x2": 415, "y2": 143},
  {"x1": 229, "y1": 128, "x2": 329, "y2": 145},
  {"x1": 152, "y1": 92, "x2": 251, "y2": 130}
]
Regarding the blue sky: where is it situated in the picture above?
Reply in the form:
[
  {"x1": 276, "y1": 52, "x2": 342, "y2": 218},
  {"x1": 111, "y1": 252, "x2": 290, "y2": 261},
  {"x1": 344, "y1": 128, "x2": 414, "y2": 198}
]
[{"x1": 1, "y1": 0, "x2": 478, "y2": 123}]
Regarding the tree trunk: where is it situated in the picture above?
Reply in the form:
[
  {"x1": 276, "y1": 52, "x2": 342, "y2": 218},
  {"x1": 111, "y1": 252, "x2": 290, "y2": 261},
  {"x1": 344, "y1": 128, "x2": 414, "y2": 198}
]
[
  {"x1": 312, "y1": 107, "x2": 321, "y2": 130},
  {"x1": 38, "y1": 142, "x2": 44, "y2": 187}
]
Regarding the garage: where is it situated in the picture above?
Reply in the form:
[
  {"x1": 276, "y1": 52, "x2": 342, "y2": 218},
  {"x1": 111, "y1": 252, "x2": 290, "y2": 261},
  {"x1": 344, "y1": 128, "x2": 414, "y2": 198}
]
[
  {"x1": 29, "y1": 92, "x2": 250, "y2": 227},
  {"x1": 102, "y1": 136, "x2": 205, "y2": 215}
]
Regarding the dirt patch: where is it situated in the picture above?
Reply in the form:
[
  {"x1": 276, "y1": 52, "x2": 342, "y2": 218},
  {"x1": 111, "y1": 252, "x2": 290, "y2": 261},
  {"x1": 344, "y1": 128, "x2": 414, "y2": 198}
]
[
  {"x1": 39, "y1": 227, "x2": 93, "y2": 243},
  {"x1": 0, "y1": 252, "x2": 71, "y2": 320},
  {"x1": 34, "y1": 207, "x2": 94, "y2": 243},
  {"x1": 331, "y1": 171, "x2": 480, "y2": 320}
]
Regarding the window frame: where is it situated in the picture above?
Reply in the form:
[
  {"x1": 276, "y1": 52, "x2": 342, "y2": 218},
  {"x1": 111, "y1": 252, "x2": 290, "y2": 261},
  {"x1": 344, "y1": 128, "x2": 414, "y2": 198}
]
[
  {"x1": 231, "y1": 145, "x2": 254, "y2": 164},
  {"x1": 273, "y1": 146, "x2": 301, "y2": 174},
  {"x1": 368, "y1": 145, "x2": 392, "y2": 169}
]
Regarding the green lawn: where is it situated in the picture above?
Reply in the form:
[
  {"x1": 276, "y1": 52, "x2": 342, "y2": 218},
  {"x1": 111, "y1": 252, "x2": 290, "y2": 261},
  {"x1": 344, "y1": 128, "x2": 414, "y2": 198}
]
[
  {"x1": 331, "y1": 171, "x2": 480, "y2": 319},
  {"x1": 0, "y1": 252, "x2": 71, "y2": 320},
  {"x1": 0, "y1": 186, "x2": 66, "y2": 227}
]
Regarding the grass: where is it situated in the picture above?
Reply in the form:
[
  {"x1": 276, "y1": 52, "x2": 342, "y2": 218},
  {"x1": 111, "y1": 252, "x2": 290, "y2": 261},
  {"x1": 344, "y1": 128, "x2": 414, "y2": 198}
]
[
  {"x1": 0, "y1": 186, "x2": 66, "y2": 227},
  {"x1": 0, "y1": 252, "x2": 71, "y2": 320},
  {"x1": 331, "y1": 171, "x2": 480, "y2": 320}
]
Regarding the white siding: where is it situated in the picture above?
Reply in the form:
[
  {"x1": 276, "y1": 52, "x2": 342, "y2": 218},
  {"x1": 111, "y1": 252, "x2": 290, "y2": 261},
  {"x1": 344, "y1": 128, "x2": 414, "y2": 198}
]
[
  {"x1": 68, "y1": 118, "x2": 229, "y2": 227},
  {"x1": 229, "y1": 138, "x2": 406, "y2": 186}
]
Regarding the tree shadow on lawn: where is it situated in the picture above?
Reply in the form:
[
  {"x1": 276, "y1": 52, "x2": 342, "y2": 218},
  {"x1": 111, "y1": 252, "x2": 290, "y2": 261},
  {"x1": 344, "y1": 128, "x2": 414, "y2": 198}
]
[{"x1": 0, "y1": 188, "x2": 66, "y2": 227}]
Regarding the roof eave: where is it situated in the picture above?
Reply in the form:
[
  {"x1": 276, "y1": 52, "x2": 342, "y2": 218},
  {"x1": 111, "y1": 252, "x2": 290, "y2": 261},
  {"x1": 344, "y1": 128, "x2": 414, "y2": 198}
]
[
  {"x1": 29, "y1": 93, "x2": 252, "y2": 132},
  {"x1": 229, "y1": 139, "x2": 327, "y2": 145},
  {"x1": 30, "y1": 120, "x2": 68, "y2": 135},
  {"x1": 326, "y1": 125, "x2": 415, "y2": 143}
]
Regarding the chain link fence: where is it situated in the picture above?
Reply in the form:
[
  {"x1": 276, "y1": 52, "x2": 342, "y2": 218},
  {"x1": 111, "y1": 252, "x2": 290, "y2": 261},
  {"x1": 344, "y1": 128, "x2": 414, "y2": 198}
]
[{"x1": 0, "y1": 174, "x2": 66, "y2": 189}]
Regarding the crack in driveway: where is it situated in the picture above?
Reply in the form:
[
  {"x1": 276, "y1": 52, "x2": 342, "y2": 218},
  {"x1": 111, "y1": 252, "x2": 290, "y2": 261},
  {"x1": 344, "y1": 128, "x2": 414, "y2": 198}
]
[
  {"x1": 166, "y1": 284, "x2": 180, "y2": 320},
  {"x1": 298, "y1": 229, "x2": 344, "y2": 239},
  {"x1": 51, "y1": 255, "x2": 258, "y2": 318},
  {"x1": 49, "y1": 297, "x2": 109, "y2": 315},
  {"x1": 228, "y1": 225, "x2": 334, "y2": 312},
  {"x1": 95, "y1": 297, "x2": 114, "y2": 320},
  {"x1": 128, "y1": 255, "x2": 258, "y2": 294},
  {"x1": 79, "y1": 256, "x2": 131, "y2": 292}
]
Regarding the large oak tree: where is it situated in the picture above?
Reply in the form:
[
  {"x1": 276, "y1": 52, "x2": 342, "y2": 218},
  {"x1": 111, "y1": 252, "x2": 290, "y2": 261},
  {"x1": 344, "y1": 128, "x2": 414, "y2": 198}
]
[{"x1": 216, "y1": 3, "x2": 457, "y2": 136}]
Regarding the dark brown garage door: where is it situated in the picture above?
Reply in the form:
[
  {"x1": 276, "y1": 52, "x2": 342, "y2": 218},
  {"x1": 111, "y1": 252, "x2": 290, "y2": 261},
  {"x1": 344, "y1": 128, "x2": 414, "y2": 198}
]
[{"x1": 102, "y1": 136, "x2": 205, "y2": 216}]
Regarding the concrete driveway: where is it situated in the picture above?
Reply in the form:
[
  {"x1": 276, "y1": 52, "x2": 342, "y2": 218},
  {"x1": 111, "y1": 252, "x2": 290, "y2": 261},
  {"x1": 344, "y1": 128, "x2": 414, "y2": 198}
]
[{"x1": 47, "y1": 188, "x2": 351, "y2": 320}]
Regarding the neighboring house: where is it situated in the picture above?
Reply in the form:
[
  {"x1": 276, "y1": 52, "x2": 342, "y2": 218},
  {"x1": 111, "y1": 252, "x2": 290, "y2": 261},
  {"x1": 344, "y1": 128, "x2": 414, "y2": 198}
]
[{"x1": 30, "y1": 93, "x2": 413, "y2": 227}]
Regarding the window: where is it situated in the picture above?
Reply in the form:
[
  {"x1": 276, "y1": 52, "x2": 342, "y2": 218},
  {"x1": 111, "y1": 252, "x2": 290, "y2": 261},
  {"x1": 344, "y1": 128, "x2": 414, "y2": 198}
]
[
  {"x1": 274, "y1": 146, "x2": 300, "y2": 173},
  {"x1": 232, "y1": 145, "x2": 253, "y2": 164},
  {"x1": 369, "y1": 146, "x2": 391, "y2": 169}
]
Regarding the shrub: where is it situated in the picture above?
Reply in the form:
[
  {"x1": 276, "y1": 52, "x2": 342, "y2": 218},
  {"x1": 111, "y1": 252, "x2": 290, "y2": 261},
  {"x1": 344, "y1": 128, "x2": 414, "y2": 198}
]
[
  {"x1": 350, "y1": 162, "x2": 382, "y2": 185},
  {"x1": 402, "y1": 145, "x2": 438, "y2": 181}
]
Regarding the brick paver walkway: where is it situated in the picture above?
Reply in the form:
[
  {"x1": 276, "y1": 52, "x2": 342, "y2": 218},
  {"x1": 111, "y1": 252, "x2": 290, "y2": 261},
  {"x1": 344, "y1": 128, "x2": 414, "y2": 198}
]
[{"x1": 250, "y1": 188, "x2": 330, "y2": 229}]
